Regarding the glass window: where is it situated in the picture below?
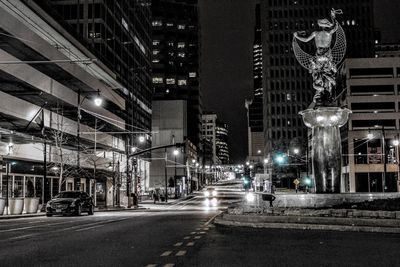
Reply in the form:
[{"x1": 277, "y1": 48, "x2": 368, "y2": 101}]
[
  {"x1": 189, "y1": 72, "x2": 197, "y2": 78},
  {"x1": 177, "y1": 24, "x2": 186, "y2": 30},
  {"x1": 166, "y1": 78, "x2": 176, "y2": 85},
  {"x1": 152, "y1": 77, "x2": 163, "y2": 84},
  {"x1": 178, "y1": 79, "x2": 187, "y2": 86},
  {"x1": 152, "y1": 20, "x2": 162, "y2": 26},
  {"x1": 177, "y1": 42, "x2": 185, "y2": 48}
]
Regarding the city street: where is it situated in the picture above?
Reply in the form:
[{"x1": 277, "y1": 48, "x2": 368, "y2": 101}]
[{"x1": 1, "y1": 182, "x2": 400, "y2": 267}]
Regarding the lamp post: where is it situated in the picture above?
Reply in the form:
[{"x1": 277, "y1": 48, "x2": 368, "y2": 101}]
[{"x1": 76, "y1": 89, "x2": 102, "y2": 192}]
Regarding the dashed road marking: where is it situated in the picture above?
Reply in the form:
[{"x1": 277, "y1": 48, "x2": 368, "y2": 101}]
[
  {"x1": 203, "y1": 227, "x2": 209, "y2": 230},
  {"x1": 198, "y1": 231, "x2": 206, "y2": 234},
  {"x1": 161, "y1": 251, "x2": 173, "y2": 257},
  {"x1": 195, "y1": 228, "x2": 201, "y2": 230},
  {"x1": 176, "y1": 250, "x2": 186, "y2": 256},
  {"x1": 164, "y1": 264, "x2": 175, "y2": 267},
  {"x1": 183, "y1": 236, "x2": 191, "y2": 239},
  {"x1": 190, "y1": 231, "x2": 196, "y2": 234},
  {"x1": 194, "y1": 236, "x2": 201, "y2": 239},
  {"x1": 174, "y1": 242, "x2": 183, "y2": 247},
  {"x1": 145, "y1": 264, "x2": 157, "y2": 267},
  {"x1": 186, "y1": 242, "x2": 195, "y2": 247},
  {"x1": 8, "y1": 233, "x2": 37, "y2": 241},
  {"x1": 75, "y1": 224, "x2": 104, "y2": 232}
]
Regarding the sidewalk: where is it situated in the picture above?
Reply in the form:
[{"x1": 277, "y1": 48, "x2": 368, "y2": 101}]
[{"x1": 0, "y1": 195, "x2": 195, "y2": 220}]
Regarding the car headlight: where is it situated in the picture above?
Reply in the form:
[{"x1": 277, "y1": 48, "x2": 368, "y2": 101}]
[
  {"x1": 212, "y1": 190, "x2": 217, "y2": 197},
  {"x1": 246, "y1": 193, "x2": 255, "y2": 202},
  {"x1": 204, "y1": 191, "x2": 210, "y2": 197}
]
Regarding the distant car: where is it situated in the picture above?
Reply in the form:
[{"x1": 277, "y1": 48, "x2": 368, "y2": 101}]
[
  {"x1": 203, "y1": 187, "x2": 218, "y2": 198},
  {"x1": 46, "y1": 191, "x2": 94, "y2": 217}
]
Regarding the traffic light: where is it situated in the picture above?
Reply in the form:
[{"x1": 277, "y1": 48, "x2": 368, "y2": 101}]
[
  {"x1": 274, "y1": 152, "x2": 287, "y2": 165},
  {"x1": 243, "y1": 176, "x2": 252, "y2": 190}
]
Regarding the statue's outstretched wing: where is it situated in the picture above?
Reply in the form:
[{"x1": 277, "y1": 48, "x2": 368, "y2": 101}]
[
  {"x1": 331, "y1": 24, "x2": 346, "y2": 65},
  {"x1": 292, "y1": 37, "x2": 315, "y2": 70}
]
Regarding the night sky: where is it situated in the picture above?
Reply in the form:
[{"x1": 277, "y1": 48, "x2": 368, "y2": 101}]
[{"x1": 200, "y1": 0, "x2": 400, "y2": 163}]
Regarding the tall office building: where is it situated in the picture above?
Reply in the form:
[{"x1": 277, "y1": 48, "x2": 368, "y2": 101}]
[
  {"x1": 215, "y1": 122, "x2": 230, "y2": 164},
  {"x1": 246, "y1": 3, "x2": 264, "y2": 164},
  {"x1": 0, "y1": 0, "x2": 152, "y2": 208},
  {"x1": 261, "y1": 0, "x2": 375, "y2": 183},
  {"x1": 151, "y1": 0, "x2": 202, "y2": 149}
]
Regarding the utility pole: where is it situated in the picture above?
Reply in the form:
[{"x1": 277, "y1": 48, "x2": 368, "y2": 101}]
[{"x1": 164, "y1": 147, "x2": 168, "y2": 203}]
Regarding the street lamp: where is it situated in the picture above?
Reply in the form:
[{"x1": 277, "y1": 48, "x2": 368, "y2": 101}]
[
  {"x1": 77, "y1": 89, "x2": 102, "y2": 192},
  {"x1": 138, "y1": 135, "x2": 146, "y2": 143}
]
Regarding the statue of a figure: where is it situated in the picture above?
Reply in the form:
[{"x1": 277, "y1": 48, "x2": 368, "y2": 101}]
[{"x1": 293, "y1": 9, "x2": 346, "y2": 107}]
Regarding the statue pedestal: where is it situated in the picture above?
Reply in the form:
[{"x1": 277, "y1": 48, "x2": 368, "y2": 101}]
[{"x1": 300, "y1": 107, "x2": 351, "y2": 193}]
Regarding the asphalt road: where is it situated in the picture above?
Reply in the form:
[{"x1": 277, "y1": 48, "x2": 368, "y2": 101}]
[{"x1": 1, "y1": 181, "x2": 400, "y2": 267}]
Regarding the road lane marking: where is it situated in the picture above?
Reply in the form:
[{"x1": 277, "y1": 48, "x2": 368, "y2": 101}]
[
  {"x1": 194, "y1": 236, "x2": 201, "y2": 239},
  {"x1": 174, "y1": 242, "x2": 183, "y2": 247},
  {"x1": 161, "y1": 251, "x2": 173, "y2": 256},
  {"x1": 204, "y1": 211, "x2": 222, "y2": 226},
  {"x1": 145, "y1": 265, "x2": 157, "y2": 267},
  {"x1": 190, "y1": 231, "x2": 196, "y2": 234},
  {"x1": 186, "y1": 242, "x2": 195, "y2": 247},
  {"x1": 183, "y1": 236, "x2": 191, "y2": 239},
  {"x1": 176, "y1": 250, "x2": 186, "y2": 256},
  {"x1": 8, "y1": 233, "x2": 37, "y2": 241},
  {"x1": 202, "y1": 227, "x2": 209, "y2": 230},
  {"x1": 164, "y1": 264, "x2": 175, "y2": 267},
  {"x1": 166, "y1": 196, "x2": 199, "y2": 209},
  {"x1": 75, "y1": 224, "x2": 104, "y2": 231},
  {"x1": 195, "y1": 228, "x2": 201, "y2": 230},
  {"x1": 0, "y1": 226, "x2": 35, "y2": 233},
  {"x1": 198, "y1": 231, "x2": 206, "y2": 234}
]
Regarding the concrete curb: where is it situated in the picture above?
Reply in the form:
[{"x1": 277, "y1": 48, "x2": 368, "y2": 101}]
[{"x1": 213, "y1": 213, "x2": 400, "y2": 234}]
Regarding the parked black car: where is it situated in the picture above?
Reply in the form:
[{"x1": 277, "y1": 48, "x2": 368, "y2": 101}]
[{"x1": 46, "y1": 191, "x2": 94, "y2": 217}]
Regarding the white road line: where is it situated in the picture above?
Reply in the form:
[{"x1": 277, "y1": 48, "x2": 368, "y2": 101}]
[
  {"x1": 145, "y1": 264, "x2": 157, "y2": 267},
  {"x1": 175, "y1": 250, "x2": 186, "y2": 256},
  {"x1": 198, "y1": 231, "x2": 206, "y2": 234},
  {"x1": 190, "y1": 231, "x2": 196, "y2": 235},
  {"x1": 0, "y1": 226, "x2": 35, "y2": 233},
  {"x1": 183, "y1": 236, "x2": 191, "y2": 239},
  {"x1": 8, "y1": 233, "x2": 37, "y2": 240},
  {"x1": 164, "y1": 264, "x2": 175, "y2": 267},
  {"x1": 186, "y1": 242, "x2": 195, "y2": 247},
  {"x1": 203, "y1": 228, "x2": 209, "y2": 231},
  {"x1": 195, "y1": 228, "x2": 201, "y2": 230},
  {"x1": 174, "y1": 242, "x2": 183, "y2": 247},
  {"x1": 75, "y1": 224, "x2": 104, "y2": 232},
  {"x1": 194, "y1": 236, "x2": 201, "y2": 239},
  {"x1": 161, "y1": 251, "x2": 173, "y2": 257},
  {"x1": 166, "y1": 196, "x2": 199, "y2": 209},
  {"x1": 204, "y1": 211, "x2": 222, "y2": 226}
]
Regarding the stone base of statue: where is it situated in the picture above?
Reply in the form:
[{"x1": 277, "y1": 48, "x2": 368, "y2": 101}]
[{"x1": 299, "y1": 107, "x2": 351, "y2": 193}]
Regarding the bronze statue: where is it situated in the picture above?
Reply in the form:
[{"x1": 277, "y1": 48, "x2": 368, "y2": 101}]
[{"x1": 293, "y1": 8, "x2": 346, "y2": 106}]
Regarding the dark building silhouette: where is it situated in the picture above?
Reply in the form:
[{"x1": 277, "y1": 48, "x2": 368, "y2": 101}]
[
  {"x1": 261, "y1": 0, "x2": 375, "y2": 166},
  {"x1": 246, "y1": 3, "x2": 264, "y2": 163},
  {"x1": 151, "y1": 0, "x2": 202, "y2": 149}
]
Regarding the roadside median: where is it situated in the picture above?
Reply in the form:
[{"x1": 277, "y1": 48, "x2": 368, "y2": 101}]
[{"x1": 213, "y1": 208, "x2": 400, "y2": 233}]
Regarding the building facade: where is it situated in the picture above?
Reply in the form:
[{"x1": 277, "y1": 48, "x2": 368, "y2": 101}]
[
  {"x1": 246, "y1": 3, "x2": 265, "y2": 165},
  {"x1": 342, "y1": 57, "x2": 400, "y2": 193},
  {"x1": 202, "y1": 113, "x2": 230, "y2": 165},
  {"x1": 215, "y1": 122, "x2": 229, "y2": 164},
  {"x1": 260, "y1": 0, "x2": 375, "y2": 185},
  {"x1": 0, "y1": 0, "x2": 152, "y2": 211},
  {"x1": 151, "y1": 0, "x2": 202, "y2": 150}
]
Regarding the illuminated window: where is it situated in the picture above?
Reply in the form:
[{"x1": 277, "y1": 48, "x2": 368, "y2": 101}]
[
  {"x1": 153, "y1": 40, "x2": 160, "y2": 46},
  {"x1": 152, "y1": 50, "x2": 160, "y2": 55},
  {"x1": 152, "y1": 59, "x2": 160, "y2": 63},
  {"x1": 177, "y1": 42, "x2": 185, "y2": 48},
  {"x1": 166, "y1": 22, "x2": 174, "y2": 27},
  {"x1": 166, "y1": 78, "x2": 176, "y2": 85},
  {"x1": 178, "y1": 52, "x2": 185, "y2": 58},
  {"x1": 177, "y1": 24, "x2": 186, "y2": 30},
  {"x1": 178, "y1": 79, "x2": 187, "y2": 86},
  {"x1": 152, "y1": 20, "x2": 162, "y2": 26},
  {"x1": 168, "y1": 41, "x2": 174, "y2": 47},
  {"x1": 189, "y1": 72, "x2": 197, "y2": 78},
  {"x1": 152, "y1": 77, "x2": 163, "y2": 84}
]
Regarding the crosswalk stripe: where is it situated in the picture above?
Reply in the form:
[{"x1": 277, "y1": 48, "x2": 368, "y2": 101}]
[
  {"x1": 176, "y1": 250, "x2": 186, "y2": 256},
  {"x1": 161, "y1": 251, "x2": 173, "y2": 257}
]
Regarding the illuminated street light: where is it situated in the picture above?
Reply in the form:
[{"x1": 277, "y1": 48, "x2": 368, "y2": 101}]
[
  {"x1": 293, "y1": 148, "x2": 300, "y2": 154},
  {"x1": 93, "y1": 89, "x2": 103, "y2": 107},
  {"x1": 246, "y1": 161, "x2": 250, "y2": 166},
  {"x1": 393, "y1": 140, "x2": 399, "y2": 146},
  {"x1": 367, "y1": 133, "x2": 374, "y2": 140},
  {"x1": 138, "y1": 136, "x2": 146, "y2": 143},
  {"x1": 131, "y1": 146, "x2": 137, "y2": 153},
  {"x1": 173, "y1": 149, "x2": 179, "y2": 156},
  {"x1": 263, "y1": 158, "x2": 269, "y2": 164}
]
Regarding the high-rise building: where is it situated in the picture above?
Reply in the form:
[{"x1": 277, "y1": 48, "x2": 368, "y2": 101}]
[
  {"x1": 261, "y1": 0, "x2": 375, "y2": 183},
  {"x1": 246, "y1": 3, "x2": 264, "y2": 164},
  {"x1": 202, "y1": 113, "x2": 230, "y2": 165},
  {"x1": 215, "y1": 122, "x2": 230, "y2": 164},
  {"x1": 0, "y1": 0, "x2": 152, "y2": 208},
  {"x1": 151, "y1": 0, "x2": 202, "y2": 150}
]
